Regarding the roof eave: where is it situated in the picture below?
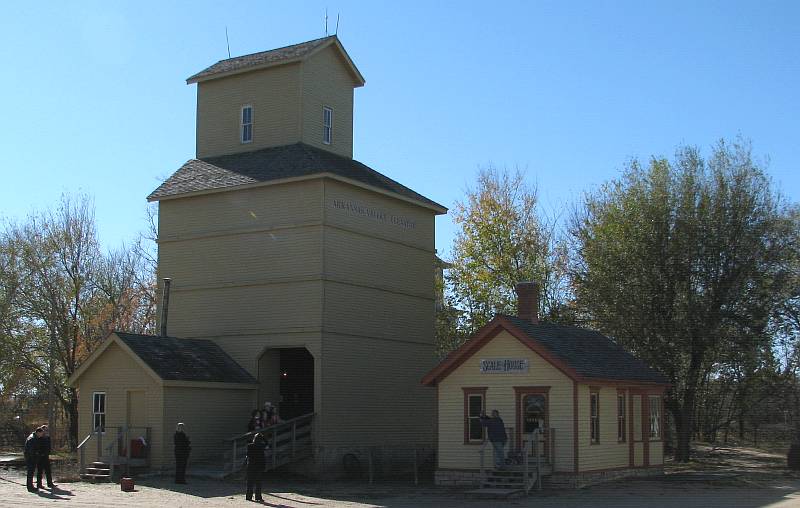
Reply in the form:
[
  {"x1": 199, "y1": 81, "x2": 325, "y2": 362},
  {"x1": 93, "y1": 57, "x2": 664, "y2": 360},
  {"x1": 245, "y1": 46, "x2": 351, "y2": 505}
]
[
  {"x1": 186, "y1": 57, "x2": 304, "y2": 84},
  {"x1": 148, "y1": 171, "x2": 448, "y2": 214}
]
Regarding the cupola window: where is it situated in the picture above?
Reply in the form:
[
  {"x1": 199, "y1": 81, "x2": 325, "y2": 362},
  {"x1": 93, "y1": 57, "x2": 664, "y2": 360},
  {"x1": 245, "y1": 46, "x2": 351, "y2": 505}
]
[{"x1": 241, "y1": 105, "x2": 253, "y2": 143}]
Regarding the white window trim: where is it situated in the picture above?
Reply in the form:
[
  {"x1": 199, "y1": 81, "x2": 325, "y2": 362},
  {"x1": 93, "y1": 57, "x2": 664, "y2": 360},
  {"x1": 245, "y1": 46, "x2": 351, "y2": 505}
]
[
  {"x1": 322, "y1": 106, "x2": 333, "y2": 145},
  {"x1": 92, "y1": 392, "x2": 106, "y2": 434},
  {"x1": 617, "y1": 393, "x2": 626, "y2": 442},
  {"x1": 241, "y1": 104, "x2": 253, "y2": 144}
]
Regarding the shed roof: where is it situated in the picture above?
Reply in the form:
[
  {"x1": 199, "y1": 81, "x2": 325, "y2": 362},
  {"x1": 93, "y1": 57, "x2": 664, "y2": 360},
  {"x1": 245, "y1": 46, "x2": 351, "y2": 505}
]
[
  {"x1": 186, "y1": 35, "x2": 365, "y2": 86},
  {"x1": 422, "y1": 315, "x2": 669, "y2": 386},
  {"x1": 147, "y1": 142, "x2": 446, "y2": 213},
  {"x1": 115, "y1": 332, "x2": 257, "y2": 384}
]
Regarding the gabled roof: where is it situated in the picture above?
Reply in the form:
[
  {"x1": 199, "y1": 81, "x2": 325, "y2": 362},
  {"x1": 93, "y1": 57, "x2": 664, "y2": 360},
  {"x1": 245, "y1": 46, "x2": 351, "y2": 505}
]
[
  {"x1": 147, "y1": 142, "x2": 447, "y2": 213},
  {"x1": 68, "y1": 332, "x2": 257, "y2": 386},
  {"x1": 422, "y1": 315, "x2": 669, "y2": 386},
  {"x1": 186, "y1": 35, "x2": 365, "y2": 86},
  {"x1": 115, "y1": 333, "x2": 257, "y2": 384}
]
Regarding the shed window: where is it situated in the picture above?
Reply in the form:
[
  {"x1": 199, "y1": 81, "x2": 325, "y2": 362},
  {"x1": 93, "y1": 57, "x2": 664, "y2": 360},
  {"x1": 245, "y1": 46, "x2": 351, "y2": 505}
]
[
  {"x1": 464, "y1": 388, "x2": 486, "y2": 443},
  {"x1": 93, "y1": 392, "x2": 106, "y2": 433},
  {"x1": 649, "y1": 395, "x2": 661, "y2": 439},
  {"x1": 241, "y1": 105, "x2": 253, "y2": 143},
  {"x1": 590, "y1": 390, "x2": 600, "y2": 444},
  {"x1": 323, "y1": 106, "x2": 333, "y2": 144},
  {"x1": 617, "y1": 392, "x2": 626, "y2": 442}
]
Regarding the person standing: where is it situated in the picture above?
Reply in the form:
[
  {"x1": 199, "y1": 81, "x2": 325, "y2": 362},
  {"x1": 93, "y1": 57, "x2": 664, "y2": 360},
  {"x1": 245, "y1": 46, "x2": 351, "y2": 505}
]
[
  {"x1": 173, "y1": 423, "x2": 191, "y2": 484},
  {"x1": 245, "y1": 433, "x2": 266, "y2": 502},
  {"x1": 24, "y1": 427, "x2": 43, "y2": 492},
  {"x1": 36, "y1": 424, "x2": 55, "y2": 489},
  {"x1": 480, "y1": 410, "x2": 508, "y2": 469}
]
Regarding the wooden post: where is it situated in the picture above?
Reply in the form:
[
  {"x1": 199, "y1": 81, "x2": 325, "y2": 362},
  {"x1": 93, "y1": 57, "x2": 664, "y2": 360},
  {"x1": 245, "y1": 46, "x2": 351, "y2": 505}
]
[
  {"x1": 536, "y1": 429, "x2": 542, "y2": 491},
  {"x1": 413, "y1": 446, "x2": 418, "y2": 485},
  {"x1": 272, "y1": 428, "x2": 278, "y2": 468},
  {"x1": 479, "y1": 441, "x2": 485, "y2": 478},
  {"x1": 291, "y1": 421, "x2": 297, "y2": 459},
  {"x1": 125, "y1": 426, "x2": 131, "y2": 476},
  {"x1": 96, "y1": 429, "x2": 102, "y2": 459},
  {"x1": 232, "y1": 439, "x2": 237, "y2": 474},
  {"x1": 368, "y1": 447, "x2": 374, "y2": 485}
]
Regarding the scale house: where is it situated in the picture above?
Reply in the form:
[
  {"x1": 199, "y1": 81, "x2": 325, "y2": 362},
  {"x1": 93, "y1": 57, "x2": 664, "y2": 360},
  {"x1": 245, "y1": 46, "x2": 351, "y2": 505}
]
[{"x1": 68, "y1": 35, "x2": 669, "y2": 490}]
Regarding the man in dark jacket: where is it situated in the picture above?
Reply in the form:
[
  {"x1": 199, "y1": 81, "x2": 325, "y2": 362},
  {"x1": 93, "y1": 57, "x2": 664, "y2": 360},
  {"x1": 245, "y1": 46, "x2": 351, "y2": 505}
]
[
  {"x1": 37, "y1": 424, "x2": 55, "y2": 489},
  {"x1": 480, "y1": 410, "x2": 508, "y2": 469},
  {"x1": 173, "y1": 423, "x2": 191, "y2": 484},
  {"x1": 24, "y1": 427, "x2": 43, "y2": 492},
  {"x1": 245, "y1": 433, "x2": 267, "y2": 502}
]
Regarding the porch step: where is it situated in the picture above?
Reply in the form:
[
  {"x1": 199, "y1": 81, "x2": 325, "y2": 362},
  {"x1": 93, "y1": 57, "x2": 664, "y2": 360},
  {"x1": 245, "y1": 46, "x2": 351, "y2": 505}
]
[
  {"x1": 81, "y1": 462, "x2": 111, "y2": 482},
  {"x1": 465, "y1": 487, "x2": 525, "y2": 499}
]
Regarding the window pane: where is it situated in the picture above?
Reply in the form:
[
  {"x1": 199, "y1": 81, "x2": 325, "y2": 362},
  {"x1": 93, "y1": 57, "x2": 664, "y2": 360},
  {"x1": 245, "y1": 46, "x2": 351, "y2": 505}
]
[
  {"x1": 469, "y1": 418, "x2": 483, "y2": 440},
  {"x1": 242, "y1": 107, "x2": 252, "y2": 124},
  {"x1": 99, "y1": 394, "x2": 105, "y2": 413},
  {"x1": 468, "y1": 395, "x2": 482, "y2": 417}
]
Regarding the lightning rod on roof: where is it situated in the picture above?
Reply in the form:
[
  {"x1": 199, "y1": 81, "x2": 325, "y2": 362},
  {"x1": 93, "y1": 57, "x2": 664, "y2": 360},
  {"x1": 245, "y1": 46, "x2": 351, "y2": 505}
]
[
  {"x1": 335, "y1": 13, "x2": 340, "y2": 35},
  {"x1": 225, "y1": 26, "x2": 231, "y2": 58},
  {"x1": 325, "y1": 8, "x2": 329, "y2": 36}
]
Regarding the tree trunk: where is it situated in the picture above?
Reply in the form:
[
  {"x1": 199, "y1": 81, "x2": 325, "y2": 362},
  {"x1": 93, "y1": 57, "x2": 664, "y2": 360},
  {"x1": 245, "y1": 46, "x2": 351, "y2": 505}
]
[{"x1": 67, "y1": 387, "x2": 79, "y2": 450}]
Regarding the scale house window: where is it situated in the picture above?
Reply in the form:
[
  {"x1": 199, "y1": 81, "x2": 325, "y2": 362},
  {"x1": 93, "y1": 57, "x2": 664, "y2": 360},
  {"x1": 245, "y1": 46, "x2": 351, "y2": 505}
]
[
  {"x1": 590, "y1": 390, "x2": 600, "y2": 444},
  {"x1": 241, "y1": 105, "x2": 253, "y2": 143},
  {"x1": 464, "y1": 388, "x2": 486, "y2": 443},
  {"x1": 323, "y1": 106, "x2": 333, "y2": 144},
  {"x1": 93, "y1": 392, "x2": 106, "y2": 433}
]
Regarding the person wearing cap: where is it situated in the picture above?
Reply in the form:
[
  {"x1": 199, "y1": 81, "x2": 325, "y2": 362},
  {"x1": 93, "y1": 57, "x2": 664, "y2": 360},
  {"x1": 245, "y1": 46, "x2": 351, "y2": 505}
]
[
  {"x1": 24, "y1": 427, "x2": 44, "y2": 492},
  {"x1": 36, "y1": 424, "x2": 55, "y2": 489},
  {"x1": 173, "y1": 422, "x2": 191, "y2": 484}
]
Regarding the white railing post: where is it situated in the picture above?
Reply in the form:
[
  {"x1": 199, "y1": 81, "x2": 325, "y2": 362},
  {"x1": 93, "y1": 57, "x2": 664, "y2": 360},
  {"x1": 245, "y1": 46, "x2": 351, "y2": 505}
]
[
  {"x1": 536, "y1": 429, "x2": 542, "y2": 491},
  {"x1": 479, "y1": 441, "x2": 486, "y2": 478},
  {"x1": 523, "y1": 436, "x2": 529, "y2": 492}
]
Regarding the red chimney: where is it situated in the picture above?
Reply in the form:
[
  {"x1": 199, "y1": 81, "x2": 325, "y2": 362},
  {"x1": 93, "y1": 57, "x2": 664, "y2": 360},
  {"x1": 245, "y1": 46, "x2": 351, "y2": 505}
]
[{"x1": 515, "y1": 282, "x2": 539, "y2": 324}]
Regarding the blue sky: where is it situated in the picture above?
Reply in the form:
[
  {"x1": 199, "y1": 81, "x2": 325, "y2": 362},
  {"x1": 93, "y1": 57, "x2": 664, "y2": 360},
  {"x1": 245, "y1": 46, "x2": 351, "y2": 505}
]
[{"x1": 1, "y1": 1, "x2": 798, "y2": 257}]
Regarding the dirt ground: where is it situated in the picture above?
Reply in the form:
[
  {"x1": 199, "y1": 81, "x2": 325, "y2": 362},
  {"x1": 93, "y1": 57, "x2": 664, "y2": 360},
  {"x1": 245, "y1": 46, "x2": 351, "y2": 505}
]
[{"x1": 1, "y1": 446, "x2": 799, "y2": 507}]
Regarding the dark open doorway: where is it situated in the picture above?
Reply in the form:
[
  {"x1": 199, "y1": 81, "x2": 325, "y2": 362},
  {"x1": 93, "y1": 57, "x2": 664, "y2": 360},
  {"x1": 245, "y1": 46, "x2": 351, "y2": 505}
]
[{"x1": 278, "y1": 348, "x2": 314, "y2": 420}]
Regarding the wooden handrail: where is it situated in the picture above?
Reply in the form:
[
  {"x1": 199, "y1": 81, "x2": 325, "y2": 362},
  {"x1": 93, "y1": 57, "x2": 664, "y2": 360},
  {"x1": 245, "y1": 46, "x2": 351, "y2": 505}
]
[{"x1": 225, "y1": 412, "x2": 314, "y2": 442}]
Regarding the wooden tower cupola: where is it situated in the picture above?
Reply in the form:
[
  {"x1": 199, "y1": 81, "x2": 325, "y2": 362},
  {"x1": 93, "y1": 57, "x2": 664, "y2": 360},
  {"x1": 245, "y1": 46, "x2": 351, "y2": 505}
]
[{"x1": 187, "y1": 36, "x2": 365, "y2": 160}]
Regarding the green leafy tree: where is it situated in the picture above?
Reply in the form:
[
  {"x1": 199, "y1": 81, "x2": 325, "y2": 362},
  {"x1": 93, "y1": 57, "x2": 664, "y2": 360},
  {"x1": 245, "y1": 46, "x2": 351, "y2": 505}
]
[
  {"x1": 446, "y1": 167, "x2": 570, "y2": 342},
  {"x1": 571, "y1": 139, "x2": 797, "y2": 461}
]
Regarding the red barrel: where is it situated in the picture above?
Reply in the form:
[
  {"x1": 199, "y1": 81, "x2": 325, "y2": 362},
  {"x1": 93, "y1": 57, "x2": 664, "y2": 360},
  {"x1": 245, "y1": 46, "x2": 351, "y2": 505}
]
[{"x1": 120, "y1": 477, "x2": 135, "y2": 492}]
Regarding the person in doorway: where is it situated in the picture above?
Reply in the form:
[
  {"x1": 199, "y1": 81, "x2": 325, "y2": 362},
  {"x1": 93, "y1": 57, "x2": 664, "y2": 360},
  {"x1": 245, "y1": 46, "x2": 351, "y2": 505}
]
[
  {"x1": 245, "y1": 433, "x2": 266, "y2": 502},
  {"x1": 24, "y1": 426, "x2": 43, "y2": 492},
  {"x1": 173, "y1": 422, "x2": 191, "y2": 484},
  {"x1": 36, "y1": 424, "x2": 55, "y2": 489},
  {"x1": 480, "y1": 410, "x2": 508, "y2": 469},
  {"x1": 263, "y1": 402, "x2": 277, "y2": 426},
  {"x1": 247, "y1": 409, "x2": 261, "y2": 432}
]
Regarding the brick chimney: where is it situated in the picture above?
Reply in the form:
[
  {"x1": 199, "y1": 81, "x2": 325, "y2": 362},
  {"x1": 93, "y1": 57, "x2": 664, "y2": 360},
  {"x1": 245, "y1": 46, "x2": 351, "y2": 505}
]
[{"x1": 515, "y1": 282, "x2": 539, "y2": 324}]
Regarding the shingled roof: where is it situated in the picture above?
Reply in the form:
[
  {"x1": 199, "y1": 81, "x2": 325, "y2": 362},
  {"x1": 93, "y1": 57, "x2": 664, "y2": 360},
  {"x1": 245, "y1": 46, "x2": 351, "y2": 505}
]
[
  {"x1": 422, "y1": 315, "x2": 669, "y2": 386},
  {"x1": 147, "y1": 142, "x2": 446, "y2": 212},
  {"x1": 186, "y1": 35, "x2": 364, "y2": 85},
  {"x1": 115, "y1": 332, "x2": 257, "y2": 384}
]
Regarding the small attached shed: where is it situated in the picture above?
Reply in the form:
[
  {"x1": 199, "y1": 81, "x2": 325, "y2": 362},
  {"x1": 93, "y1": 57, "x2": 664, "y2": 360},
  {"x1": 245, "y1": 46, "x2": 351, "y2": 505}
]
[
  {"x1": 422, "y1": 283, "x2": 670, "y2": 489},
  {"x1": 68, "y1": 332, "x2": 258, "y2": 473}
]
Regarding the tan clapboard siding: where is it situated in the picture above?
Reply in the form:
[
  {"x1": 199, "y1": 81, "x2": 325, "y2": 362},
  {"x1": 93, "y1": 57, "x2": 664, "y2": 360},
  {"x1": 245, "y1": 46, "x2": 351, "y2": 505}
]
[
  {"x1": 319, "y1": 334, "x2": 436, "y2": 446},
  {"x1": 301, "y1": 45, "x2": 354, "y2": 158},
  {"x1": 324, "y1": 226, "x2": 433, "y2": 299},
  {"x1": 578, "y1": 385, "x2": 629, "y2": 471},
  {"x1": 166, "y1": 280, "x2": 323, "y2": 338},
  {"x1": 196, "y1": 62, "x2": 302, "y2": 158},
  {"x1": 437, "y1": 331, "x2": 575, "y2": 472},
  {"x1": 159, "y1": 226, "x2": 323, "y2": 288},
  {"x1": 324, "y1": 179, "x2": 435, "y2": 252},
  {"x1": 76, "y1": 342, "x2": 165, "y2": 468},
  {"x1": 157, "y1": 179, "x2": 323, "y2": 241},
  {"x1": 632, "y1": 395, "x2": 644, "y2": 467},
  {"x1": 634, "y1": 443, "x2": 644, "y2": 467},
  {"x1": 323, "y1": 280, "x2": 433, "y2": 342},
  {"x1": 650, "y1": 441, "x2": 664, "y2": 464},
  {"x1": 162, "y1": 387, "x2": 256, "y2": 464}
]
